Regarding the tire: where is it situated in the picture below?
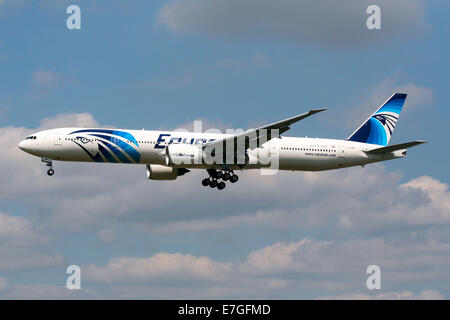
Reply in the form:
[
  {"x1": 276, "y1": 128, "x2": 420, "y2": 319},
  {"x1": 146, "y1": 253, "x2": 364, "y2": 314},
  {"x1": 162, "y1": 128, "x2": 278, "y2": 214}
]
[
  {"x1": 202, "y1": 178, "x2": 210, "y2": 186},
  {"x1": 216, "y1": 171, "x2": 223, "y2": 179},
  {"x1": 210, "y1": 179, "x2": 218, "y2": 188},
  {"x1": 230, "y1": 175, "x2": 238, "y2": 183},
  {"x1": 47, "y1": 169, "x2": 54, "y2": 176},
  {"x1": 223, "y1": 172, "x2": 231, "y2": 181},
  {"x1": 217, "y1": 182, "x2": 226, "y2": 190}
]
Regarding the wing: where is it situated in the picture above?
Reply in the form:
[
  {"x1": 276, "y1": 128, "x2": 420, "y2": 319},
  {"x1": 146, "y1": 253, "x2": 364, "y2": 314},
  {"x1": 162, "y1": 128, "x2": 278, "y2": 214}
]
[{"x1": 203, "y1": 108, "x2": 326, "y2": 152}]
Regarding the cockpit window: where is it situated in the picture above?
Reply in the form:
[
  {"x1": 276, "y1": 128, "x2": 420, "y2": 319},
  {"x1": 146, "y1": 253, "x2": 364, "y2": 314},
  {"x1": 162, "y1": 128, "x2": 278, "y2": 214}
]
[{"x1": 25, "y1": 136, "x2": 37, "y2": 140}]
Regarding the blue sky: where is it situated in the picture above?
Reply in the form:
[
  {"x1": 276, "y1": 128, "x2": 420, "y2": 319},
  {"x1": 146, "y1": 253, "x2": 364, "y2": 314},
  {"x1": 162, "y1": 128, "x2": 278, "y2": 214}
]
[{"x1": 0, "y1": 0, "x2": 449, "y2": 299}]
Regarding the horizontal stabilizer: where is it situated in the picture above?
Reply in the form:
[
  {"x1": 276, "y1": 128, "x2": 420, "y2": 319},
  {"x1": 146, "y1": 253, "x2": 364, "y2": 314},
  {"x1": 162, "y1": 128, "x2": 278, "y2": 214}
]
[{"x1": 364, "y1": 140, "x2": 427, "y2": 154}]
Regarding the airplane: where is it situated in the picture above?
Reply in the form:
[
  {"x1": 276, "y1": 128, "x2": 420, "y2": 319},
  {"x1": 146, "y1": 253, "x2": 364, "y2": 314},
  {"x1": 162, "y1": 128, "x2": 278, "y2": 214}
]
[{"x1": 18, "y1": 93, "x2": 426, "y2": 190}]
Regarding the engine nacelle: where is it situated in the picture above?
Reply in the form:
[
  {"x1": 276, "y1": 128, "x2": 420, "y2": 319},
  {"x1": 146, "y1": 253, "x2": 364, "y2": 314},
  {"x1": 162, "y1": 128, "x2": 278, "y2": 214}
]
[
  {"x1": 165, "y1": 144, "x2": 204, "y2": 166},
  {"x1": 146, "y1": 164, "x2": 189, "y2": 180}
]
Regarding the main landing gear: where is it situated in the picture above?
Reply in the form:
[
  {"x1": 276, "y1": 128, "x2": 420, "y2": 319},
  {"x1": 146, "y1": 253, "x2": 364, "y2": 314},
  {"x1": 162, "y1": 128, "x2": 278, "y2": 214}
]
[
  {"x1": 41, "y1": 157, "x2": 54, "y2": 176},
  {"x1": 201, "y1": 169, "x2": 239, "y2": 190}
]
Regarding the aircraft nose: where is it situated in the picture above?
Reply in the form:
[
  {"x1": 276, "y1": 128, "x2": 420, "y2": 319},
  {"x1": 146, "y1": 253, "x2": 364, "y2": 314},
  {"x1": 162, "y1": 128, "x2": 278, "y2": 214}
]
[{"x1": 18, "y1": 140, "x2": 30, "y2": 152}]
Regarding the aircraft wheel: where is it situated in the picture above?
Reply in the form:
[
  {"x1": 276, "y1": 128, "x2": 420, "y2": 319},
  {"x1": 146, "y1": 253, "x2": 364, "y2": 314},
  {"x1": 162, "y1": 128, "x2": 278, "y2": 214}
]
[
  {"x1": 217, "y1": 182, "x2": 226, "y2": 190},
  {"x1": 223, "y1": 172, "x2": 231, "y2": 181},
  {"x1": 47, "y1": 169, "x2": 54, "y2": 176},
  {"x1": 216, "y1": 171, "x2": 223, "y2": 179},
  {"x1": 230, "y1": 175, "x2": 238, "y2": 183},
  {"x1": 210, "y1": 179, "x2": 218, "y2": 188},
  {"x1": 202, "y1": 178, "x2": 210, "y2": 186}
]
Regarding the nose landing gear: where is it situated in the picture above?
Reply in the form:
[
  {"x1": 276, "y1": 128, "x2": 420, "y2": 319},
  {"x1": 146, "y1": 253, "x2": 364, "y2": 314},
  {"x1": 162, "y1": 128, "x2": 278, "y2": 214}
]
[
  {"x1": 202, "y1": 169, "x2": 239, "y2": 190},
  {"x1": 41, "y1": 157, "x2": 54, "y2": 176}
]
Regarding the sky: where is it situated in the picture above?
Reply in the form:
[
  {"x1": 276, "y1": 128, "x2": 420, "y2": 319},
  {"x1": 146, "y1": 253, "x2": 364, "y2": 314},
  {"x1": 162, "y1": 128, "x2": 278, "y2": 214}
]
[{"x1": 0, "y1": 0, "x2": 449, "y2": 299}]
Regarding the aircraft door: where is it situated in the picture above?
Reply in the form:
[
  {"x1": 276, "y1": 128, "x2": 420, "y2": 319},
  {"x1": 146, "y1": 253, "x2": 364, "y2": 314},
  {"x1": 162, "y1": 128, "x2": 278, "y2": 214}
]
[
  {"x1": 269, "y1": 139, "x2": 278, "y2": 157},
  {"x1": 54, "y1": 134, "x2": 63, "y2": 146},
  {"x1": 337, "y1": 146, "x2": 345, "y2": 167},
  {"x1": 266, "y1": 139, "x2": 280, "y2": 170}
]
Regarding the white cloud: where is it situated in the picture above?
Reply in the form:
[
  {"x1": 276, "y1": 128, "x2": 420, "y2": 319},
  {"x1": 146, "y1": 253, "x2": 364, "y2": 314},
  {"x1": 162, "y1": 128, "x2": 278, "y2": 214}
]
[
  {"x1": 240, "y1": 237, "x2": 450, "y2": 283},
  {"x1": 0, "y1": 212, "x2": 62, "y2": 271},
  {"x1": 157, "y1": 0, "x2": 428, "y2": 49},
  {"x1": 399, "y1": 176, "x2": 450, "y2": 225},
  {"x1": 318, "y1": 289, "x2": 444, "y2": 300},
  {"x1": 84, "y1": 253, "x2": 231, "y2": 284},
  {"x1": 0, "y1": 212, "x2": 47, "y2": 245},
  {"x1": 415, "y1": 290, "x2": 445, "y2": 300},
  {"x1": 0, "y1": 249, "x2": 63, "y2": 270},
  {"x1": 38, "y1": 113, "x2": 100, "y2": 130},
  {"x1": 0, "y1": 284, "x2": 98, "y2": 299},
  {"x1": 82, "y1": 237, "x2": 450, "y2": 298},
  {"x1": 242, "y1": 238, "x2": 333, "y2": 274}
]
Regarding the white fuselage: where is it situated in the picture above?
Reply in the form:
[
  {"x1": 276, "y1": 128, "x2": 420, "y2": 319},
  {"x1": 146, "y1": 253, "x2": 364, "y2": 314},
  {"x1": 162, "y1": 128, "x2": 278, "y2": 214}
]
[{"x1": 18, "y1": 127, "x2": 405, "y2": 171}]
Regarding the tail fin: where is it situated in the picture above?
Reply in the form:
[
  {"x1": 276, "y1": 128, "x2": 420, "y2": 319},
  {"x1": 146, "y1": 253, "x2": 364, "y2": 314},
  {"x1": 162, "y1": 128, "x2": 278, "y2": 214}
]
[{"x1": 347, "y1": 93, "x2": 407, "y2": 146}]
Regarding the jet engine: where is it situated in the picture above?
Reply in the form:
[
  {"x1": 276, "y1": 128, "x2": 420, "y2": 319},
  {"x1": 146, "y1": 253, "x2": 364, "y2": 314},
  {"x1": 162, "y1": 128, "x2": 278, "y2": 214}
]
[{"x1": 146, "y1": 164, "x2": 189, "y2": 180}]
